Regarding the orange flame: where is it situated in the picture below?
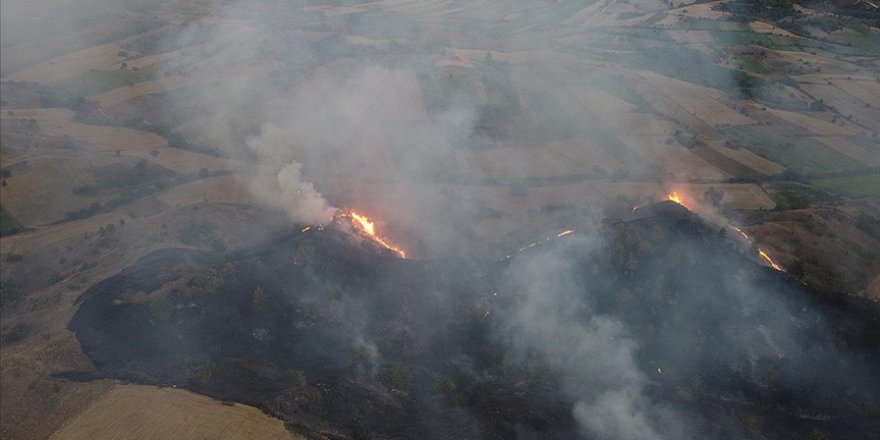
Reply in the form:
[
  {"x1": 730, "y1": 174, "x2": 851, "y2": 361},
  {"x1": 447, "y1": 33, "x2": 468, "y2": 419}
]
[
  {"x1": 340, "y1": 210, "x2": 406, "y2": 258},
  {"x1": 667, "y1": 192, "x2": 684, "y2": 206},
  {"x1": 758, "y1": 248, "x2": 783, "y2": 271}
]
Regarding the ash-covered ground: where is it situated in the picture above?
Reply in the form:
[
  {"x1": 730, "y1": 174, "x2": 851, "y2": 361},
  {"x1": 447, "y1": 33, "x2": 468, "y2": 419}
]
[{"x1": 68, "y1": 203, "x2": 880, "y2": 440}]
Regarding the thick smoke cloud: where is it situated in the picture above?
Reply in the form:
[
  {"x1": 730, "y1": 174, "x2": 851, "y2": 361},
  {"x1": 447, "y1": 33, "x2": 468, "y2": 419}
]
[{"x1": 500, "y1": 234, "x2": 680, "y2": 439}]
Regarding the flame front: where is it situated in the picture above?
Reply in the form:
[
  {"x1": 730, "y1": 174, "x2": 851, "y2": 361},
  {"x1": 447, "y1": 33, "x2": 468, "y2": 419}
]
[
  {"x1": 350, "y1": 212, "x2": 376, "y2": 236},
  {"x1": 667, "y1": 192, "x2": 684, "y2": 206},
  {"x1": 341, "y1": 210, "x2": 406, "y2": 258},
  {"x1": 758, "y1": 248, "x2": 783, "y2": 271}
]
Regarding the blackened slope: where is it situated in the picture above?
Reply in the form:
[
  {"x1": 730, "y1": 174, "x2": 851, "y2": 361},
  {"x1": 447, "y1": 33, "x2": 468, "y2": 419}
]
[{"x1": 68, "y1": 209, "x2": 880, "y2": 440}]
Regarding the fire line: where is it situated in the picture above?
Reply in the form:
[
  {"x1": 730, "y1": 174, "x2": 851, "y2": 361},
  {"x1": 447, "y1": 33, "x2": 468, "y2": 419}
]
[{"x1": 338, "y1": 210, "x2": 407, "y2": 258}]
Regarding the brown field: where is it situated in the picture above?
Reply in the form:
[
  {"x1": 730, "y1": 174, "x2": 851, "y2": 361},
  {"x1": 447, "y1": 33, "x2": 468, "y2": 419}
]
[
  {"x1": 667, "y1": 30, "x2": 716, "y2": 44},
  {"x1": 800, "y1": 83, "x2": 880, "y2": 130},
  {"x1": 49, "y1": 385, "x2": 305, "y2": 440},
  {"x1": 704, "y1": 139, "x2": 785, "y2": 176},
  {"x1": 748, "y1": 21, "x2": 799, "y2": 36},
  {"x1": 596, "y1": 112, "x2": 677, "y2": 136},
  {"x1": 1, "y1": 108, "x2": 230, "y2": 174},
  {"x1": 156, "y1": 174, "x2": 256, "y2": 208},
  {"x1": 618, "y1": 135, "x2": 728, "y2": 180},
  {"x1": 121, "y1": 41, "x2": 217, "y2": 71},
  {"x1": 10, "y1": 109, "x2": 168, "y2": 151},
  {"x1": 90, "y1": 75, "x2": 190, "y2": 108},
  {"x1": 702, "y1": 183, "x2": 776, "y2": 210},
  {"x1": 765, "y1": 108, "x2": 860, "y2": 136},
  {"x1": 5, "y1": 43, "x2": 126, "y2": 84},
  {"x1": 674, "y1": 97, "x2": 754, "y2": 126},
  {"x1": 816, "y1": 136, "x2": 880, "y2": 166},
  {"x1": 542, "y1": 138, "x2": 629, "y2": 174},
  {"x1": 627, "y1": 73, "x2": 718, "y2": 137},
  {"x1": 467, "y1": 145, "x2": 600, "y2": 180},
  {"x1": 474, "y1": 181, "x2": 773, "y2": 220},
  {"x1": 0, "y1": 209, "x2": 127, "y2": 255},
  {"x1": 0, "y1": 153, "x2": 114, "y2": 225},
  {"x1": 831, "y1": 79, "x2": 880, "y2": 109},
  {"x1": 564, "y1": 83, "x2": 638, "y2": 113}
]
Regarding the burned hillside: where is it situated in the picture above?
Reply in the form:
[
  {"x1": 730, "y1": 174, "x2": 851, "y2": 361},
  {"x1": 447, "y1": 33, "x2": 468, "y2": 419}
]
[{"x1": 67, "y1": 203, "x2": 880, "y2": 440}]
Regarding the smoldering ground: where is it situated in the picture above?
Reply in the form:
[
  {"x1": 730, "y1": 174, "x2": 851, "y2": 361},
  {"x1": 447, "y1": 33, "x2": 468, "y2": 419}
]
[{"x1": 67, "y1": 204, "x2": 880, "y2": 439}]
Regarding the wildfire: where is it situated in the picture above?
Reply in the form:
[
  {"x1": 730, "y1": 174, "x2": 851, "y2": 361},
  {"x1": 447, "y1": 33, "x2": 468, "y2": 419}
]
[
  {"x1": 667, "y1": 192, "x2": 684, "y2": 207},
  {"x1": 758, "y1": 248, "x2": 783, "y2": 271},
  {"x1": 339, "y1": 210, "x2": 406, "y2": 258}
]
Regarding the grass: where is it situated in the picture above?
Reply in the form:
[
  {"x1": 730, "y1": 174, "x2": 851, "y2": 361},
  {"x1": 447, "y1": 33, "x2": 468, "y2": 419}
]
[
  {"x1": 57, "y1": 68, "x2": 154, "y2": 96},
  {"x1": 762, "y1": 181, "x2": 839, "y2": 210},
  {"x1": 812, "y1": 174, "x2": 880, "y2": 199},
  {"x1": 711, "y1": 30, "x2": 880, "y2": 56},
  {"x1": 739, "y1": 56, "x2": 772, "y2": 74},
  {"x1": 712, "y1": 31, "x2": 803, "y2": 50},
  {"x1": 0, "y1": 205, "x2": 23, "y2": 236},
  {"x1": 721, "y1": 126, "x2": 864, "y2": 175},
  {"x1": 177, "y1": 220, "x2": 217, "y2": 246}
]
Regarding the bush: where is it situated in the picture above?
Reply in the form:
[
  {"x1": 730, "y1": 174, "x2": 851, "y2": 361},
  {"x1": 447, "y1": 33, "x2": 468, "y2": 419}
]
[
  {"x1": 177, "y1": 220, "x2": 216, "y2": 246},
  {"x1": 0, "y1": 206, "x2": 23, "y2": 236},
  {"x1": 47, "y1": 272, "x2": 64, "y2": 286},
  {"x1": 210, "y1": 238, "x2": 227, "y2": 254},
  {"x1": 0, "y1": 276, "x2": 23, "y2": 310},
  {"x1": 0, "y1": 322, "x2": 29, "y2": 345}
]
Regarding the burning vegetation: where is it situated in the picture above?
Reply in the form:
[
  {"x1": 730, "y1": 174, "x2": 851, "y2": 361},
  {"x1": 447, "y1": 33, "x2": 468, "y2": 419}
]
[
  {"x1": 335, "y1": 210, "x2": 407, "y2": 258},
  {"x1": 666, "y1": 191, "x2": 786, "y2": 273}
]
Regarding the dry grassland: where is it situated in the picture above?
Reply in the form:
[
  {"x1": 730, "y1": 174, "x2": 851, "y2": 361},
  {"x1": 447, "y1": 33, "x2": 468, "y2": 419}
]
[
  {"x1": 618, "y1": 135, "x2": 728, "y2": 180},
  {"x1": 5, "y1": 43, "x2": 126, "y2": 84},
  {"x1": 50, "y1": 385, "x2": 305, "y2": 440},
  {"x1": 703, "y1": 140, "x2": 785, "y2": 176},
  {"x1": 90, "y1": 75, "x2": 190, "y2": 108}
]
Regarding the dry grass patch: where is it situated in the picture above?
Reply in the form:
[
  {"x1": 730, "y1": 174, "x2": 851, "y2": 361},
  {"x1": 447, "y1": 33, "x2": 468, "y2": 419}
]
[
  {"x1": 5, "y1": 43, "x2": 126, "y2": 84},
  {"x1": 156, "y1": 175, "x2": 255, "y2": 208},
  {"x1": 90, "y1": 75, "x2": 189, "y2": 108},
  {"x1": 704, "y1": 140, "x2": 785, "y2": 176},
  {"x1": 816, "y1": 136, "x2": 880, "y2": 167},
  {"x1": 50, "y1": 385, "x2": 305, "y2": 440},
  {"x1": 618, "y1": 135, "x2": 728, "y2": 180}
]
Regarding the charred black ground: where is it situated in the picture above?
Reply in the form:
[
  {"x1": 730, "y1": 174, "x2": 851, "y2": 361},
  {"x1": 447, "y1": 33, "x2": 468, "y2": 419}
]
[{"x1": 67, "y1": 203, "x2": 880, "y2": 440}]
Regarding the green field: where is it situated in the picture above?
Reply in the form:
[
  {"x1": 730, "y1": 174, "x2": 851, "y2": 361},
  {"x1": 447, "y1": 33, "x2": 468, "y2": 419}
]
[
  {"x1": 0, "y1": 205, "x2": 23, "y2": 236},
  {"x1": 57, "y1": 68, "x2": 154, "y2": 96},
  {"x1": 712, "y1": 31, "x2": 803, "y2": 50},
  {"x1": 739, "y1": 56, "x2": 772, "y2": 74},
  {"x1": 762, "y1": 181, "x2": 840, "y2": 210},
  {"x1": 721, "y1": 126, "x2": 863, "y2": 175},
  {"x1": 813, "y1": 174, "x2": 880, "y2": 198},
  {"x1": 711, "y1": 30, "x2": 880, "y2": 56}
]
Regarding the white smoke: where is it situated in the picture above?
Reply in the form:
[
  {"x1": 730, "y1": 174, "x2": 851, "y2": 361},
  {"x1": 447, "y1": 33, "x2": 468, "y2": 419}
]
[
  {"x1": 275, "y1": 161, "x2": 336, "y2": 224},
  {"x1": 246, "y1": 125, "x2": 336, "y2": 225}
]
